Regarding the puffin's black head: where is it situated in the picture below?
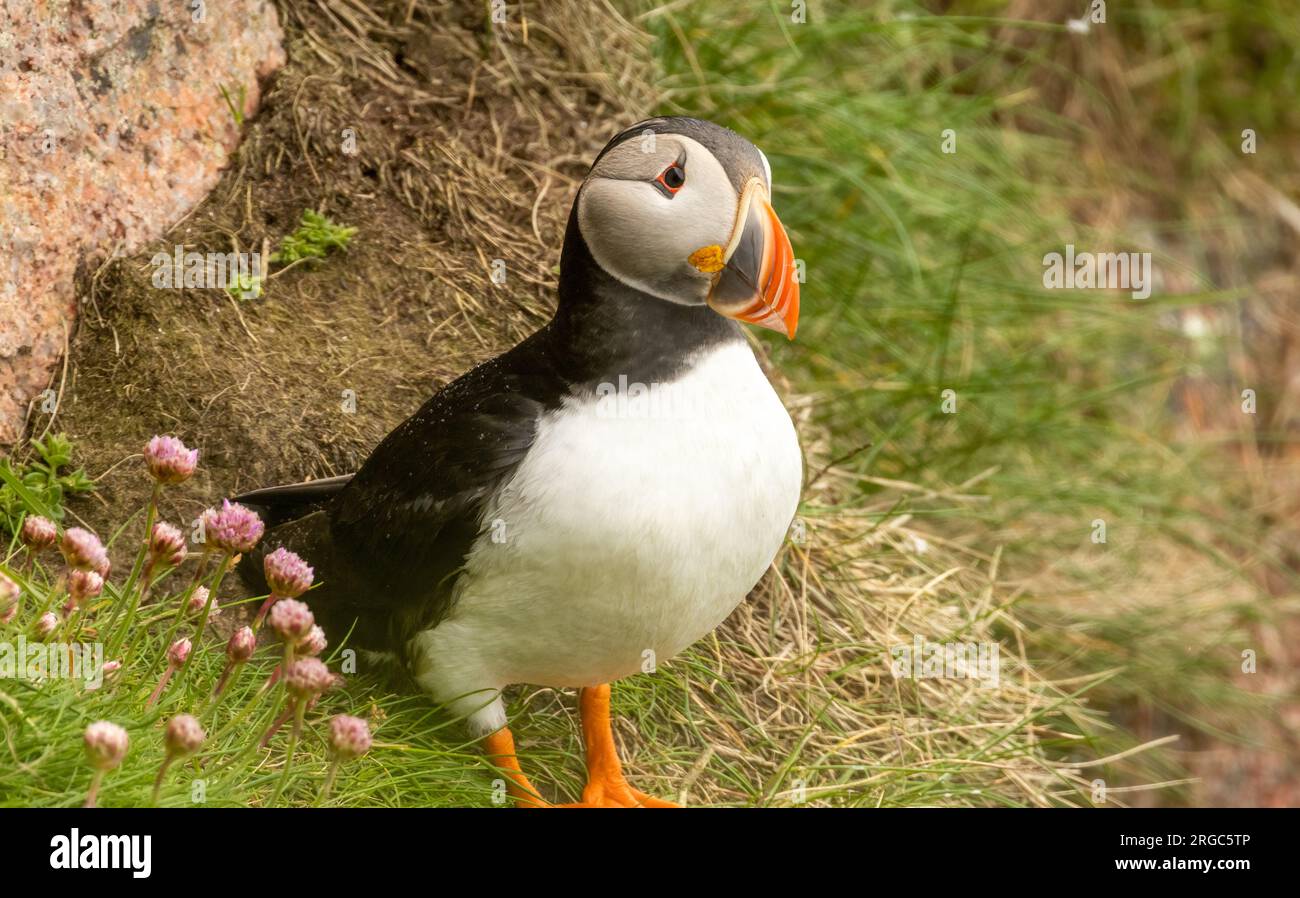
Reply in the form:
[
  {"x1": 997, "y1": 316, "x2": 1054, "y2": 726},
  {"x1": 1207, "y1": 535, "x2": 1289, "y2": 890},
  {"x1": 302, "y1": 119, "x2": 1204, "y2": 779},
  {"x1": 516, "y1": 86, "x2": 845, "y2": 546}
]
[{"x1": 567, "y1": 116, "x2": 800, "y2": 339}]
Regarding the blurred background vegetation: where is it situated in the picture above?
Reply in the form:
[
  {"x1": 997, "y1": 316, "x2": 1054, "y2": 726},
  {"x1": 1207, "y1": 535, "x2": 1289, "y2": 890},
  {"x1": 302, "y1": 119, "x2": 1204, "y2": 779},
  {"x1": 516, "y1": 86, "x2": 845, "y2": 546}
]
[{"x1": 643, "y1": 0, "x2": 1300, "y2": 804}]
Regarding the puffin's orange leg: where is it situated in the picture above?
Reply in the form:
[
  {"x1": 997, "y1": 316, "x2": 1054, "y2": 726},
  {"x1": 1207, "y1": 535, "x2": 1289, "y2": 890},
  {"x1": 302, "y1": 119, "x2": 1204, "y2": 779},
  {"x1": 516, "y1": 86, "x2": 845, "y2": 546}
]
[
  {"x1": 561, "y1": 684, "x2": 678, "y2": 808},
  {"x1": 483, "y1": 728, "x2": 549, "y2": 808}
]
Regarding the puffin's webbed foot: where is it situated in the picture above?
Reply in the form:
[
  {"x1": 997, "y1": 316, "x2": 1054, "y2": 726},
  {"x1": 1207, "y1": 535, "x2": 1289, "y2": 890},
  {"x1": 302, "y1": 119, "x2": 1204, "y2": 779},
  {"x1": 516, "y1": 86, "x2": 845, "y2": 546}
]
[
  {"x1": 559, "y1": 683, "x2": 677, "y2": 808},
  {"x1": 481, "y1": 684, "x2": 677, "y2": 808}
]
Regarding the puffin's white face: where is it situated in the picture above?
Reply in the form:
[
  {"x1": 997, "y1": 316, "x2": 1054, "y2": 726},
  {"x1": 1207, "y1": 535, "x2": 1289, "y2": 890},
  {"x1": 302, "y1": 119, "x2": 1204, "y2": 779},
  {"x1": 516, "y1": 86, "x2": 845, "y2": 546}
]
[{"x1": 576, "y1": 129, "x2": 799, "y2": 338}]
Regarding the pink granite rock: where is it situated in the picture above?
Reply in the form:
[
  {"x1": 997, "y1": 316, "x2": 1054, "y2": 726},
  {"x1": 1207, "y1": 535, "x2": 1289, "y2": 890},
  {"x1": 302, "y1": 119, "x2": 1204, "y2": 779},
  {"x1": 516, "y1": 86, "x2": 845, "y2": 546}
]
[{"x1": 0, "y1": 0, "x2": 285, "y2": 444}]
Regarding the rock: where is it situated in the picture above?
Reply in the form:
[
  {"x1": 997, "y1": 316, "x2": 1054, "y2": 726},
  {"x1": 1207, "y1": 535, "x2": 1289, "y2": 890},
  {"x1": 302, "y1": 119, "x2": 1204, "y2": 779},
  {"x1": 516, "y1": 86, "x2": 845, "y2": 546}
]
[{"x1": 0, "y1": 0, "x2": 285, "y2": 444}]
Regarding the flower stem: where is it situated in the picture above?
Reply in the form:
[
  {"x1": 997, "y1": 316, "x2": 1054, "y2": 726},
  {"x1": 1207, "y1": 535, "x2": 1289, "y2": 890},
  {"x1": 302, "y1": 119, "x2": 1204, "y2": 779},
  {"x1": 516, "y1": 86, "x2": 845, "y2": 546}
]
[
  {"x1": 107, "y1": 482, "x2": 160, "y2": 638},
  {"x1": 269, "y1": 701, "x2": 307, "y2": 806},
  {"x1": 145, "y1": 553, "x2": 211, "y2": 678},
  {"x1": 252, "y1": 592, "x2": 280, "y2": 632},
  {"x1": 84, "y1": 769, "x2": 104, "y2": 808},
  {"x1": 320, "y1": 757, "x2": 341, "y2": 803},
  {"x1": 146, "y1": 665, "x2": 175, "y2": 708},
  {"x1": 177, "y1": 554, "x2": 232, "y2": 686},
  {"x1": 151, "y1": 756, "x2": 174, "y2": 806}
]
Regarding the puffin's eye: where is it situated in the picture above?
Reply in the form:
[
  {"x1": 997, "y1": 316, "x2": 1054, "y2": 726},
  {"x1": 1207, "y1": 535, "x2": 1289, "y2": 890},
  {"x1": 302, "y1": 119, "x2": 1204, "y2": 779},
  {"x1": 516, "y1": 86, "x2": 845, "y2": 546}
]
[{"x1": 654, "y1": 162, "x2": 686, "y2": 197}]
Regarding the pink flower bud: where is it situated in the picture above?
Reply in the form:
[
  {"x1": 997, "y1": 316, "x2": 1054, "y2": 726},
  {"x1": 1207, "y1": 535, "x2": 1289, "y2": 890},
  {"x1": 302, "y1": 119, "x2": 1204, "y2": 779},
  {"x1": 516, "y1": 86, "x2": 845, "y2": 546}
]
[
  {"x1": 186, "y1": 586, "x2": 218, "y2": 617},
  {"x1": 103, "y1": 660, "x2": 122, "y2": 676},
  {"x1": 68, "y1": 569, "x2": 104, "y2": 607},
  {"x1": 298, "y1": 624, "x2": 327, "y2": 657},
  {"x1": 284, "y1": 657, "x2": 332, "y2": 700},
  {"x1": 264, "y1": 547, "x2": 314, "y2": 599},
  {"x1": 269, "y1": 597, "x2": 314, "y2": 642},
  {"x1": 0, "y1": 572, "x2": 18, "y2": 617},
  {"x1": 167, "y1": 637, "x2": 192, "y2": 667},
  {"x1": 60, "y1": 527, "x2": 108, "y2": 573},
  {"x1": 144, "y1": 435, "x2": 198, "y2": 485},
  {"x1": 227, "y1": 626, "x2": 256, "y2": 663},
  {"x1": 200, "y1": 500, "x2": 264, "y2": 554},
  {"x1": 164, "y1": 714, "x2": 205, "y2": 756},
  {"x1": 149, "y1": 522, "x2": 187, "y2": 568},
  {"x1": 328, "y1": 715, "x2": 372, "y2": 760},
  {"x1": 20, "y1": 515, "x2": 58, "y2": 551},
  {"x1": 84, "y1": 721, "x2": 129, "y2": 771},
  {"x1": 34, "y1": 611, "x2": 58, "y2": 639}
]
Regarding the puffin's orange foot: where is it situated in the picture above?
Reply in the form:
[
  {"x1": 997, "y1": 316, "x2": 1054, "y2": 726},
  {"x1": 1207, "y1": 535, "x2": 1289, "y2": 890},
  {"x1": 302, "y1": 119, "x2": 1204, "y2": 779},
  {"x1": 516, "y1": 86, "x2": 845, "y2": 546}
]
[
  {"x1": 480, "y1": 684, "x2": 678, "y2": 808},
  {"x1": 482, "y1": 728, "x2": 550, "y2": 808},
  {"x1": 560, "y1": 683, "x2": 678, "y2": 808},
  {"x1": 560, "y1": 774, "x2": 678, "y2": 808}
]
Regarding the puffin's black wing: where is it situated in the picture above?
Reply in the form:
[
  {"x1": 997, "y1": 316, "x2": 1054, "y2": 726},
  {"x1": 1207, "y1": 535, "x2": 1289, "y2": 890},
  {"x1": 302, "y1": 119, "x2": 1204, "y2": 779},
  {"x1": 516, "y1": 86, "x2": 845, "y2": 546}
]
[{"x1": 244, "y1": 327, "x2": 568, "y2": 654}]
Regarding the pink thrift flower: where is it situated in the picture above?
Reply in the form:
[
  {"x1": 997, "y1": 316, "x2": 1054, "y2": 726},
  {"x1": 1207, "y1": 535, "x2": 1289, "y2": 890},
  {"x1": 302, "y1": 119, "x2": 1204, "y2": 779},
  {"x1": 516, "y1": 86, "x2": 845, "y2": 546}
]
[
  {"x1": 148, "y1": 638, "x2": 191, "y2": 708},
  {"x1": 269, "y1": 597, "x2": 314, "y2": 642},
  {"x1": 84, "y1": 721, "x2": 129, "y2": 771},
  {"x1": 0, "y1": 572, "x2": 18, "y2": 620},
  {"x1": 186, "y1": 586, "x2": 218, "y2": 618},
  {"x1": 34, "y1": 611, "x2": 58, "y2": 639},
  {"x1": 264, "y1": 547, "x2": 314, "y2": 598},
  {"x1": 164, "y1": 714, "x2": 206, "y2": 757},
  {"x1": 20, "y1": 515, "x2": 58, "y2": 551},
  {"x1": 149, "y1": 522, "x2": 188, "y2": 568},
  {"x1": 329, "y1": 715, "x2": 373, "y2": 760},
  {"x1": 227, "y1": 626, "x2": 256, "y2": 663},
  {"x1": 167, "y1": 637, "x2": 192, "y2": 667},
  {"x1": 68, "y1": 569, "x2": 104, "y2": 607},
  {"x1": 200, "y1": 500, "x2": 264, "y2": 554},
  {"x1": 284, "y1": 657, "x2": 332, "y2": 700},
  {"x1": 298, "y1": 624, "x2": 328, "y2": 657},
  {"x1": 144, "y1": 435, "x2": 198, "y2": 485},
  {"x1": 60, "y1": 527, "x2": 108, "y2": 573}
]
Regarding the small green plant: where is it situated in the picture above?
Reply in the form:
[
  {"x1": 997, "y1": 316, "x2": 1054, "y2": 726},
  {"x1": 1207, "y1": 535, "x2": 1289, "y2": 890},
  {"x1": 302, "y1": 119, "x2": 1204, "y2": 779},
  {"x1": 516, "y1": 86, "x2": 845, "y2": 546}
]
[
  {"x1": 0, "y1": 433, "x2": 95, "y2": 534},
  {"x1": 223, "y1": 273, "x2": 264, "y2": 301},
  {"x1": 271, "y1": 210, "x2": 357, "y2": 265},
  {"x1": 223, "y1": 210, "x2": 355, "y2": 301},
  {"x1": 218, "y1": 83, "x2": 246, "y2": 128}
]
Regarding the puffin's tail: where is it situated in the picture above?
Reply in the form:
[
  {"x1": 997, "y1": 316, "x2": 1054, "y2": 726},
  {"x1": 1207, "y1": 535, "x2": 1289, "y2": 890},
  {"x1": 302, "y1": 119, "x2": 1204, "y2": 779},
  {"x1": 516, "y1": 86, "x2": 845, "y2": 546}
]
[
  {"x1": 233, "y1": 474, "x2": 400, "y2": 656},
  {"x1": 232, "y1": 475, "x2": 352, "y2": 602},
  {"x1": 233, "y1": 474, "x2": 353, "y2": 530}
]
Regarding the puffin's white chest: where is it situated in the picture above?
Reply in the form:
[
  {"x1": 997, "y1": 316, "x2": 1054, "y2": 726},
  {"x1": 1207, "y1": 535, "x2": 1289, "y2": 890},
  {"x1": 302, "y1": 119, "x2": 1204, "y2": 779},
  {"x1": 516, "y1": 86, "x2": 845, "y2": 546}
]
[{"x1": 412, "y1": 341, "x2": 801, "y2": 703}]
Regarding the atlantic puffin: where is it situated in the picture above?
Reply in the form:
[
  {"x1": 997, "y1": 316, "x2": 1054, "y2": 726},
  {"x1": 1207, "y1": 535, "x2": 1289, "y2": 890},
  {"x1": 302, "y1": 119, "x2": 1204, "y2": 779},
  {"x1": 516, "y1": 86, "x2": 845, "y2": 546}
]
[{"x1": 237, "y1": 116, "x2": 802, "y2": 807}]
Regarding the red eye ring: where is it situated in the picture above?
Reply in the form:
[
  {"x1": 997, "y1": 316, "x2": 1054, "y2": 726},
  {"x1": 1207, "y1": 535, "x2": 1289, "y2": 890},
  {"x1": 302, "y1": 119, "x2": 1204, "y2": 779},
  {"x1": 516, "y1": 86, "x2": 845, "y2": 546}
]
[{"x1": 656, "y1": 162, "x2": 686, "y2": 196}]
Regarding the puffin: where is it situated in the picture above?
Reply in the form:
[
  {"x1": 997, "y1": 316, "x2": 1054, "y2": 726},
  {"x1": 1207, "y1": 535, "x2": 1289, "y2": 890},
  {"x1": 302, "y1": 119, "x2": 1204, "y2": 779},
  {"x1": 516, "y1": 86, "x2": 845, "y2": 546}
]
[{"x1": 236, "y1": 116, "x2": 802, "y2": 807}]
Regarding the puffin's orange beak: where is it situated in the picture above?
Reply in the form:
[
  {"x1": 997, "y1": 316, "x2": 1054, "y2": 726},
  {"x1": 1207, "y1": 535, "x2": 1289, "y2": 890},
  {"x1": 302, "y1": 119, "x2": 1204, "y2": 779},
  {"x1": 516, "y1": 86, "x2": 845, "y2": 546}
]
[{"x1": 703, "y1": 179, "x2": 800, "y2": 339}]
